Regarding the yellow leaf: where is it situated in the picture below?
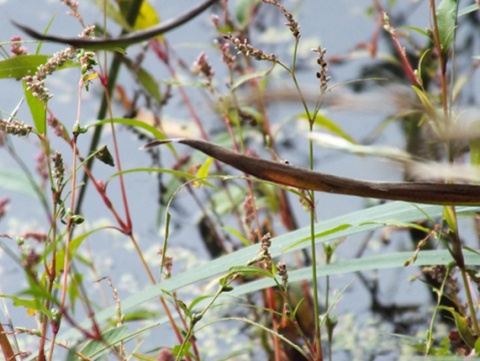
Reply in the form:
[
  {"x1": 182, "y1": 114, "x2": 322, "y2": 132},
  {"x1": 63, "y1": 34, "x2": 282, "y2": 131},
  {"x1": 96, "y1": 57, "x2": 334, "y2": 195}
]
[
  {"x1": 135, "y1": 1, "x2": 160, "y2": 30},
  {"x1": 84, "y1": 72, "x2": 99, "y2": 82},
  {"x1": 194, "y1": 157, "x2": 214, "y2": 187}
]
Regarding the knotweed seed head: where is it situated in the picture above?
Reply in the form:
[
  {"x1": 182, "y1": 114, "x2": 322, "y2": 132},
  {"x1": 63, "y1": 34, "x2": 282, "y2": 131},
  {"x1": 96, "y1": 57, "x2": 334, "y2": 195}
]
[
  {"x1": 47, "y1": 115, "x2": 68, "y2": 139},
  {"x1": 0, "y1": 118, "x2": 32, "y2": 137},
  {"x1": 262, "y1": 0, "x2": 301, "y2": 40},
  {"x1": 243, "y1": 194, "x2": 256, "y2": 228},
  {"x1": 0, "y1": 197, "x2": 9, "y2": 221},
  {"x1": 24, "y1": 47, "x2": 77, "y2": 104},
  {"x1": 192, "y1": 52, "x2": 215, "y2": 87},
  {"x1": 23, "y1": 26, "x2": 94, "y2": 103},
  {"x1": 312, "y1": 46, "x2": 330, "y2": 93},
  {"x1": 277, "y1": 261, "x2": 288, "y2": 288},
  {"x1": 61, "y1": 0, "x2": 84, "y2": 25},
  {"x1": 214, "y1": 39, "x2": 236, "y2": 69},
  {"x1": 35, "y1": 150, "x2": 48, "y2": 186},
  {"x1": 77, "y1": 49, "x2": 98, "y2": 91},
  {"x1": 260, "y1": 232, "x2": 272, "y2": 270},
  {"x1": 10, "y1": 36, "x2": 28, "y2": 57},
  {"x1": 52, "y1": 151, "x2": 65, "y2": 189},
  {"x1": 224, "y1": 34, "x2": 277, "y2": 62}
]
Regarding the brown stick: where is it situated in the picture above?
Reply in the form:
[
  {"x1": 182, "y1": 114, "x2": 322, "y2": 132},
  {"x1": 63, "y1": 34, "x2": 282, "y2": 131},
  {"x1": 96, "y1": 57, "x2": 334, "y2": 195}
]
[
  {"x1": 12, "y1": 0, "x2": 219, "y2": 50},
  {"x1": 145, "y1": 138, "x2": 480, "y2": 206}
]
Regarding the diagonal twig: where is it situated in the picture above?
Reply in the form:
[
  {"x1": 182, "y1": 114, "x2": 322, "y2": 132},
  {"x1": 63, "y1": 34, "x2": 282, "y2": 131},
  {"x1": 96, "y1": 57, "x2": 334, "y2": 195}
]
[
  {"x1": 12, "y1": 0, "x2": 219, "y2": 49},
  {"x1": 145, "y1": 138, "x2": 480, "y2": 206}
]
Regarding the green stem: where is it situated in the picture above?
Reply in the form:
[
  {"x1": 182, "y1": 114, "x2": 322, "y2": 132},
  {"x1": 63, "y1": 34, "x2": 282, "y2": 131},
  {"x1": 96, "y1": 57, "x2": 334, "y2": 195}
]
[{"x1": 75, "y1": 0, "x2": 144, "y2": 216}]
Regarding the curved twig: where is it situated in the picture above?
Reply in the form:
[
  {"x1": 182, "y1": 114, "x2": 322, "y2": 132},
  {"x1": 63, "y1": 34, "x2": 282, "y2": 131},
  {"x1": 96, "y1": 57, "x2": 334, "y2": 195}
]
[
  {"x1": 12, "y1": 0, "x2": 219, "y2": 50},
  {"x1": 144, "y1": 138, "x2": 480, "y2": 206}
]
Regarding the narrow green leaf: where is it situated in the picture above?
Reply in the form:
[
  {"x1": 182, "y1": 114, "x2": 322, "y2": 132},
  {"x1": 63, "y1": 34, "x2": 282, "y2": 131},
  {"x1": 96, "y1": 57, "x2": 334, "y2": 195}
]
[
  {"x1": 299, "y1": 112, "x2": 355, "y2": 143},
  {"x1": 399, "y1": 25, "x2": 429, "y2": 37},
  {"x1": 86, "y1": 118, "x2": 170, "y2": 148},
  {"x1": 459, "y1": 3, "x2": 479, "y2": 17},
  {"x1": 137, "y1": 67, "x2": 162, "y2": 103},
  {"x1": 231, "y1": 66, "x2": 275, "y2": 91},
  {"x1": 45, "y1": 203, "x2": 480, "y2": 353},
  {"x1": 227, "y1": 265, "x2": 274, "y2": 278},
  {"x1": 196, "y1": 156, "x2": 213, "y2": 179},
  {"x1": 411, "y1": 85, "x2": 436, "y2": 118},
  {"x1": 283, "y1": 224, "x2": 352, "y2": 252},
  {"x1": 0, "y1": 169, "x2": 40, "y2": 199}
]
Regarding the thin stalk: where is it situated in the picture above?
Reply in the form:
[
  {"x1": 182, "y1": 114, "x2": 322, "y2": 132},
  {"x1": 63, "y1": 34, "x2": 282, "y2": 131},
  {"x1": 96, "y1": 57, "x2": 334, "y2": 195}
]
[
  {"x1": 75, "y1": 0, "x2": 144, "y2": 216},
  {"x1": 308, "y1": 127, "x2": 322, "y2": 360}
]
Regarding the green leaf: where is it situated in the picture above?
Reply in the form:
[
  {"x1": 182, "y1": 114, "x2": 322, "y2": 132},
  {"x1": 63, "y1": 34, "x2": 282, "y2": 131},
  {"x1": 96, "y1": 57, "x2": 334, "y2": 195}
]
[
  {"x1": 0, "y1": 55, "x2": 77, "y2": 79},
  {"x1": 23, "y1": 79, "x2": 46, "y2": 134},
  {"x1": 299, "y1": 112, "x2": 355, "y2": 143},
  {"x1": 196, "y1": 156, "x2": 213, "y2": 179},
  {"x1": 0, "y1": 168, "x2": 40, "y2": 200},
  {"x1": 47, "y1": 226, "x2": 110, "y2": 276},
  {"x1": 443, "y1": 205, "x2": 458, "y2": 234},
  {"x1": 227, "y1": 265, "x2": 274, "y2": 278},
  {"x1": 86, "y1": 118, "x2": 169, "y2": 147},
  {"x1": 137, "y1": 67, "x2": 162, "y2": 103},
  {"x1": 439, "y1": 306, "x2": 476, "y2": 348},
  {"x1": 79, "y1": 325, "x2": 129, "y2": 358},
  {"x1": 436, "y1": 0, "x2": 457, "y2": 57},
  {"x1": 42, "y1": 202, "x2": 480, "y2": 356},
  {"x1": 459, "y1": 3, "x2": 479, "y2": 17},
  {"x1": 108, "y1": 167, "x2": 218, "y2": 190},
  {"x1": 92, "y1": 0, "x2": 132, "y2": 31},
  {"x1": 94, "y1": 145, "x2": 115, "y2": 167},
  {"x1": 399, "y1": 25, "x2": 429, "y2": 37},
  {"x1": 231, "y1": 66, "x2": 275, "y2": 91},
  {"x1": 283, "y1": 224, "x2": 352, "y2": 252}
]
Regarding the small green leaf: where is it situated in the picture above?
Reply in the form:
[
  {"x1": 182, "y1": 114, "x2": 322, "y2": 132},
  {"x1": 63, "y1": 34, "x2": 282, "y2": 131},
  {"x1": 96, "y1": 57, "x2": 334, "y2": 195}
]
[
  {"x1": 23, "y1": 80, "x2": 46, "y2": 134},
  {"x1": 399, "y1": 25, "x2": 429, "y2": 37},
  {"x1": 411, "y1": 85, "x2": 436, "y2": 118},
  {"x1": 228, "y1": 265, "x2": 274, "y2": 278},
  {"x1": 299, "y1": 112, "x2": 355, "y2": 143},
  {"x1": 443, "y1": 205, "x2": 458, "y2": 234},
  {"x1": 436, "y1": 0, "x2": 457, "y2": 57},
  {"x1": 94, "y1": 145, "x2": 115, "y2": 167},
  {"x1": 439, "y1": 306, "x2": 476, "y2": 348},
  {"x1": 196, "y1": 156, "x2": 213, "y2": 179}
]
